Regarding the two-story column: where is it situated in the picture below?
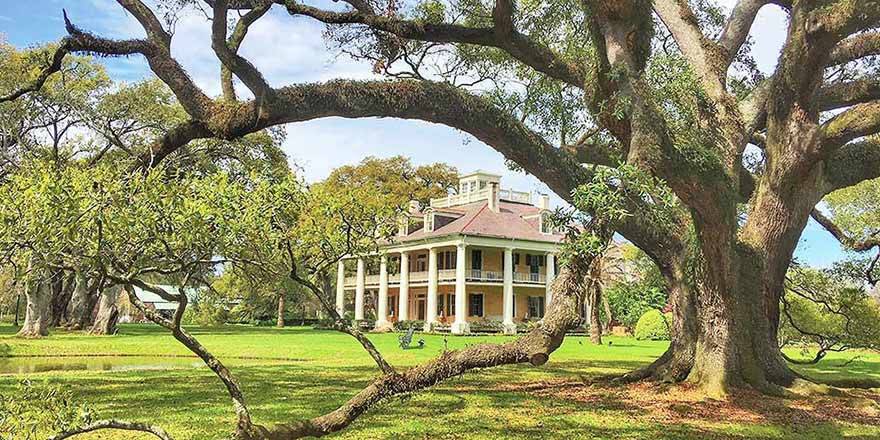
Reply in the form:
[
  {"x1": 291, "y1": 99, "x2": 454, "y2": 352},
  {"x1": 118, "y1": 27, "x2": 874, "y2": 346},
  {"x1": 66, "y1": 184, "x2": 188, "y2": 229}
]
[
  {"x1": 375, "y1": 255, "x2": 391, "y2": 330},
  {"x1": 451, "y1": 242, "x2": 469, "y2": 334},
  {"x1": 355, "y1": 257, "x2": 365, "y2": 321},
  {"x1": 398, "y1": 252, "x2": 409, "y2": 321},
  {"x1": 545, "y1": 253, "x2": 556, "y2": 313},
  {"x1": 335, "y1": 260, "x2": 346, "y2": 317},
  {"x1": 425, "y1": 247, "x2": 438, "y2": 331},
  {"x1": 502, "y1": 247, "x2": 516, "y2": 334}
]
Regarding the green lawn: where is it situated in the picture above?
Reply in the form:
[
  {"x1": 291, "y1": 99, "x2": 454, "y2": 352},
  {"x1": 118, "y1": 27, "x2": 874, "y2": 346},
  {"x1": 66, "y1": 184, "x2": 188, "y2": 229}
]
[{"x1": 1, "y1": 324, "x2": 879, "y2": 439}]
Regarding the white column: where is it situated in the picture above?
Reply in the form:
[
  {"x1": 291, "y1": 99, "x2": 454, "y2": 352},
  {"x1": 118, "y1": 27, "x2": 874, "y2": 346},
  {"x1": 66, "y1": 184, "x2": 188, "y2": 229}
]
[
  {"x1": 375, "y1": 255, "x2": 390, "y2": 330},
  {"x1": 335, "y1": 260, "x2": 346, "y2": 316},
  {"x1": 398, "y1": 252, "x2": 409, "y2": 321},
  {"x1": 425, "y1": 247, "x2": 438, "y2": 331},
  {"x1": 451, "y1": 242, "x2": 469, "y2": 334},
  {"x1": 502, "y1": 247, "x2": 516, "y2": 334},
  {"x1": 355, "y1": 258, "x2": 365, "y2": 321},
  {"x1": 545, "y1": 253, "x2": 556, "y2": 313}
]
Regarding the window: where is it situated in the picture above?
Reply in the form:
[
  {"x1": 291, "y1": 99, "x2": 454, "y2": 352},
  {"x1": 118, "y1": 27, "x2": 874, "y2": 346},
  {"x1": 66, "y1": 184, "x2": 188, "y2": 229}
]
[
  {"x1": 468, "y1": 293, "x2": 484, "y2": 317},
  {"x1": 416, "y1": 254, "x2": 427, "y2": 272},
  {"x1": 471, "y1": 250, "x2": 482, "y2": 270},
  {"x1": 526, "y1": 254, "x2": 545, "y2": 267},
  {"x1": 528, "y1": 296, "x2": 545, "y2": 318},
  {"x1": 514, "y1": 253, "x2": 520, "y2": 266},
  {"x1": 389, "y1": 296, "x2": 397, "y2": 317},
  {"x1": 446, "y1": 294, "x2": 455, "y2": 316},
  {"x1": 437, "y1": 294, "x2": 445, "y2": 316},
  {"x1": 424, "y1": 212, "x2": 434, "y2": 232},
  {"x1": 540, "y1": 212, "x2": 552, "y2": 234},
  {"x1": 438, "y1": 251, "x2": 456, "y2": 270}
]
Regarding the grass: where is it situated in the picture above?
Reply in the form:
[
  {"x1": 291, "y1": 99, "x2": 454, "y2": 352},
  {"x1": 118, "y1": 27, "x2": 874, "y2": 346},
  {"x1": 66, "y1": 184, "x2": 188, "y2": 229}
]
[{"x1": 1, "y1": 324, "x2": 879, "y2": 439}]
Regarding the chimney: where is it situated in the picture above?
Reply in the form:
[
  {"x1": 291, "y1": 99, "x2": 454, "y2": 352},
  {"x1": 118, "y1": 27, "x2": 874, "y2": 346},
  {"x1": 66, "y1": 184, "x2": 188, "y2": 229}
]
[
  {"x1": 488, "y1": 182, "x2": 499, "y2": 212},
  {"x1": 539, "y1": 194, "x2": 550, "y2": 211}
]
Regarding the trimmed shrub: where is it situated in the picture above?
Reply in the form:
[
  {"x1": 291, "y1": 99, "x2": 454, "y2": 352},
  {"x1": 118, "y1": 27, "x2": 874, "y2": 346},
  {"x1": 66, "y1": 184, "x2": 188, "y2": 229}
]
[
  {"x1": 394, "y1": 320, "x2": 425, "y2": 331},
  {"x1": 634, "y1": 310, "x2": 672, "y2": 340}
]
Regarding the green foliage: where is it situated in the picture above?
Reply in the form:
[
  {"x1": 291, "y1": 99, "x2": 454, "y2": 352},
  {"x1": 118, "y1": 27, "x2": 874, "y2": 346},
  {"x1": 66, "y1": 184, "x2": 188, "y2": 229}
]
[
  {"x1": 607, "y1": 284, "x2": 667, "y2": 330},
  {"x1": 0, "y1": 380, "x2": 91, "y2": 439},
  {"x1": 393, "y1": 320, "x2": 425, "y2": 331},
  {"x1": 824, "y1": 177, "x2": 880, "y2": 248},
  {"x1": 780, "y1": 266, "x2": 880, "y2": 362},
  {"x1": 634, "y1": 310, "x2": 672, "y2": 341},
  {"x1": 322, "y1": 156, "x2": 458, "y2": 210}
]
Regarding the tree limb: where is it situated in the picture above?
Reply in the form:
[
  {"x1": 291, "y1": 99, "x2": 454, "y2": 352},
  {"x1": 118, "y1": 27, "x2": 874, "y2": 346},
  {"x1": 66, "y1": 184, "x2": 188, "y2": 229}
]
[
  {"x1": 810, "y1": 208, "x2": 880, "y2": 252},
  {"x1": 821, "y1": 100, "x2": 880, "y2": 150},
  {"x1": 278, "y1": 1, "x2": 586, "y2": 89},
  {"x1": 819, "y1": 75, "x2": 880, "y2": 111},
  {"x1": 718, "y1": 0, "x2": 770, "y2": 63},
  {"x1": 49, "y1": 419, "x2": 173, "y2": 440},
  {"x1": 822, "y1": 139, "x2": 880, "y2": 193},
  {"x1": 212, "y1": 0, "x2": 274, "y2": 102},
  {"x1": 221, "y1": 0, "x2": 273, "y2": 100},
  {"x1": 827, "y1": 32, "x2": 880, "y2": 67}
]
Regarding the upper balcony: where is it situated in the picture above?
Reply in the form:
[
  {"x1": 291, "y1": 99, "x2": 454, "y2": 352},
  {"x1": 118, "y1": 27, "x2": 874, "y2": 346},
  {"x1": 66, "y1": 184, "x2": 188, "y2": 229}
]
[
  {"x1": 429, "y1": 187, "x2": 532, "y2": 209},
  {"x1": 343, "y1": 269, "x2": 546, "y2": 288}
]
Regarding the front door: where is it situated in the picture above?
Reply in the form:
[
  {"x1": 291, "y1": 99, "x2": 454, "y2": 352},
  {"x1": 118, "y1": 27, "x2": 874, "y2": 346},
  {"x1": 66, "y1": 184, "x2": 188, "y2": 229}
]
[{"x1": 417, "y1": 294, "x2": 426, "y2": 320}]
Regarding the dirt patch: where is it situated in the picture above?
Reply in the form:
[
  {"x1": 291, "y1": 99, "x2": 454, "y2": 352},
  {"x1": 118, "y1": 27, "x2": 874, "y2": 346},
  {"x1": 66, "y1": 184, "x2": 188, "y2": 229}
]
[{"x1": 501, "y1": 378, "x2": 880, "y2": 427}]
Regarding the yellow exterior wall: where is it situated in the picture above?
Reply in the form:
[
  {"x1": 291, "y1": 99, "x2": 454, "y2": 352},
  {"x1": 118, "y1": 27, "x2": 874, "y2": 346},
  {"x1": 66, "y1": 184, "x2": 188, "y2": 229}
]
[{"x1": 384, "y1": 284, "x2": 547, "y2": 323}]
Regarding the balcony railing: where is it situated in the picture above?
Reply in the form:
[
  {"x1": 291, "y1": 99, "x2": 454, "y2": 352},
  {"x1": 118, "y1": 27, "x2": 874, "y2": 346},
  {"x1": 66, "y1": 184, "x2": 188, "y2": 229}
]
[
  {"x1": 430, "y1": 188, "x2": 490, "y2": 208},
  {"x1": 513, "y1": 272, "x2": 546, "y2": 284},
  {"x1": 467, "y1": 269, "x2": 503, "y2": 282},
  {"x1": 498, "y1": 189, "x2": 532, "y2": 204},
  {"x1": 438, "y1": 269, "x2": 456, "y2": 282},
  {"x1": 344, "y1": 269, "x2": 546, "y2": 287},
  {"x1": 409, "y1": 271, "x2": 428, "y2": 283}
]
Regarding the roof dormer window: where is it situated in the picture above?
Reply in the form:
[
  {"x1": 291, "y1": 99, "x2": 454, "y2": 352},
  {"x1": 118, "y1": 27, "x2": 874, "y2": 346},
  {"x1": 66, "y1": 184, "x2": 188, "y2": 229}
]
[
  {"x1": 424, "y1": 209, "x2": 435, "y2": 232},
  {"x1": 540, "y1": 211, "x2": 552, "y2": 235}
]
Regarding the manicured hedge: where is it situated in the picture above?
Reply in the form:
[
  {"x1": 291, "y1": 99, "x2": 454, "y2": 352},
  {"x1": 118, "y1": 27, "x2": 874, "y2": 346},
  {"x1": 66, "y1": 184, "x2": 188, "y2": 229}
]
[{"x1": 634, "y1": 310, "x2": 672, "y2": 340}]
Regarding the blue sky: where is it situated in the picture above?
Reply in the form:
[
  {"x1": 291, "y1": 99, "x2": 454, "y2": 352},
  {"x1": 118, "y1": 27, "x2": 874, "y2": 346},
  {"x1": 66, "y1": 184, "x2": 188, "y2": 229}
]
[{"x1": 0, "y1": 0, "x2": 850, "y2": 267}]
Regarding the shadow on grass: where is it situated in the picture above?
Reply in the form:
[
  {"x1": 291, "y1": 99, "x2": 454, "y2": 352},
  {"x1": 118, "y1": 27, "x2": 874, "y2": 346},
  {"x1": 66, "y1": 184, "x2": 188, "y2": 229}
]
[{"x1": 3, "y1": 358, "x2": 870, "y2": 440}]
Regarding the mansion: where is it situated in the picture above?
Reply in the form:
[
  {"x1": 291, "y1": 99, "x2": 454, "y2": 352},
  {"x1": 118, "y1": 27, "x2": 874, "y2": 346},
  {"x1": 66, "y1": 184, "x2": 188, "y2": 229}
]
[{"x1": 335, "y1": 171, "x2": 565, "y2": 334}]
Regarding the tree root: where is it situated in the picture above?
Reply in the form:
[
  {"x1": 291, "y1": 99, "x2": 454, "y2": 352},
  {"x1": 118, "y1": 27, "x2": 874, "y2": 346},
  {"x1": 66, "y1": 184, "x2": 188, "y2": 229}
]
[{"x1": 49, "y1": 419, "x2": 173, "y2": 440}]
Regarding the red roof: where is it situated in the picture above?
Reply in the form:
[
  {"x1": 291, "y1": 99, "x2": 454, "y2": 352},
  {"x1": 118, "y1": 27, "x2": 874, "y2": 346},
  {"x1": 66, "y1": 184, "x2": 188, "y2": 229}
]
[{"x1": 394, "y1": 200, "x2": 565, "y2": 244}]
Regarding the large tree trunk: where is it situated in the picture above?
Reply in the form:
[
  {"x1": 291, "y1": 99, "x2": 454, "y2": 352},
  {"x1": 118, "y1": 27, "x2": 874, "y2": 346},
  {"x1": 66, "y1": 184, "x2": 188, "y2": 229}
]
[
  {"x1": 50, "y1": 271, "x2": 75, "y2": 327},
  {"x1": 65, "y1": 271, "x2": 100, "y2": 330},
  {"x1": 276, "y1": 294, "x2": 285, "y2": 328},
  {"x1": 625, "y1": 257, "x2": 699, "y2": 383},
  {"x1": 89, "y1": 286, "x2": 119, "y2": 335},
  {"x1": 17, "y1": 278, "x2": 51, "y2": 338}
]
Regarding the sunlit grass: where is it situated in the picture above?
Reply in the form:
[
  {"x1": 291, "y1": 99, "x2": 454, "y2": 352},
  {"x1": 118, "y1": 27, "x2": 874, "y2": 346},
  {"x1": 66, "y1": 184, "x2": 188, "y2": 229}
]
[{"x1": 1, "y1": 324, "x2": 878, "y2": 439}]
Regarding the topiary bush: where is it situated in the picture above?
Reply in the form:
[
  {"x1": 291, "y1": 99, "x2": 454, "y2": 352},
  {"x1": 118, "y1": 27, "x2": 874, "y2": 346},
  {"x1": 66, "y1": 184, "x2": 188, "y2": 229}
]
[{"x1": 634, "y1": 310, "x2": 672, "y2": 340}]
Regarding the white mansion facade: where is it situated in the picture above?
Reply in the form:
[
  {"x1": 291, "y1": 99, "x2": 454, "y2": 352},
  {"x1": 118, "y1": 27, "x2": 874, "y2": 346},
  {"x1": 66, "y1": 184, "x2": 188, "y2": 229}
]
[{"x1": 335, "y1": 171, "x2": 564, "y2": 334}]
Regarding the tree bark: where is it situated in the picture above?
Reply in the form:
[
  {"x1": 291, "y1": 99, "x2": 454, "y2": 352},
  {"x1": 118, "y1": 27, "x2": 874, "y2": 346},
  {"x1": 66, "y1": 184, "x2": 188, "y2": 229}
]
[
  {"x1": 50, "y1": 271, "x2": 74, "y2": 327},
  {"x1": 89, "y1": 286, "x2": 119, "y2": 335},
  {"x1": 65, "y1": 271, "x2": 100, "y2": 330},
  {"x1": 17, "y1": 278, "x2": 51, "y2": 338},
  {"x1": 588, "y1": 285, "x2": 602, "y2": 345},
  {"x1": 276, "y1": 294, "x2": 285, "y2": 328}
]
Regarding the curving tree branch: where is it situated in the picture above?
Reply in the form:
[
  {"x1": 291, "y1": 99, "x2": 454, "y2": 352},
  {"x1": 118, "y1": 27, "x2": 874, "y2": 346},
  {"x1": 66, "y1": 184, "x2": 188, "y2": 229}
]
[
  {"x1": 211, "y1": 0, "x2": 274, "y2": 102},
  {"x1": 220, "y1": 0, "x2": 273, "y2": 100},
  {"x1": 827, "y1": 32, "x2": 880, "y2": 67},
  {"x1": 819, "y1": 75, "x2": 880, "y2": 111},
  {"x1": 278, "y1": 1, "x2": 586, "y2": 89},
  {"x1": 810, "y1": 209, "x2": 880, "y2": 252},
  {"x1": 49, "y1": 419, "x2": 173, "y2": 440},
  {"x1": 718, "y1": 0, "x2": 771, "y2": 63}
]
